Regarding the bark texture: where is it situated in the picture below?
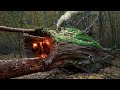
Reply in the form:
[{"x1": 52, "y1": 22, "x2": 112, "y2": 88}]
[{"x1": 0, "y1": 42, "x2": 114, "y2": 79}]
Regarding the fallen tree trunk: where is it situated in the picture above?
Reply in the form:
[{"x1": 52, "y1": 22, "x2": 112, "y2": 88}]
[
  {"x1": 0, "y1": 26, "x2": 115, "y2": 79},
  {"x1": 0, "y1": 42, "x2": 114, "y2": 79},
  {"x1": 0, "y1": 58, "x2": 44, "y2": 79}
]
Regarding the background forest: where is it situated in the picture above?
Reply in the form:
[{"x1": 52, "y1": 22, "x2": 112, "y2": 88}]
[{"x1": 0, "y1": 11, "x2": 120, "y2": 59}]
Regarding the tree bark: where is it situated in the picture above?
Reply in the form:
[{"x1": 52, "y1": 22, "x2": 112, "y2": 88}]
[
  {"x1": 108, "y1": 11, "x2": 117, "y2": 46},
  {"x1": 0, "y1": 42, "x2": 114, "y2": 79},
  {"x1": 0, "y1": 26, "x2": 114, "y2": 79},
  {"x1": 0, "y1": 58, "x2": 44, "y2": 79},
  {"x1": 0, "y1": 26, "x2": 34, "y2": 33}
]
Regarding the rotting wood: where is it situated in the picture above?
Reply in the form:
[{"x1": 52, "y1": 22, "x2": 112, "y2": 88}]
[
  {"x1": 0, "y1": 42, "x2": 114, "y2": 79},
  {"x1": 0, "y1": 26, "x2": 115, "y2": 79},
  {"x1": 0, "y1": 26, "x2": 34, "y2": 33}
]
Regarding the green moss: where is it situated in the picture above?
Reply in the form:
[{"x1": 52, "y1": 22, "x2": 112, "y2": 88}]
[{"x1": 50, "y1": 27, "x2": 103, "y2": 48}]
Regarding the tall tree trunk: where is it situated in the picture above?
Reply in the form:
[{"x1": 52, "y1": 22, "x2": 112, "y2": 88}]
[
  {"x1": 108, "y1": 11, "x2": 117, "y2": 46},
  {"x1": 13, "y1": 46, "x2": 16, "y2": 58},
  {"x1": 98, "y1": 11, "x2": 104, "y2": 44},
  {"x1": 18, "y1": 11, "x2": 25, "y2": 58},
  {"x1": 18, "y1": 33, "x2": 22, "y2": 58}
]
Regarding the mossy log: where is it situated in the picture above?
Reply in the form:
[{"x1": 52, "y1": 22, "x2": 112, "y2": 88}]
[{"x1": 0, "y1": 26, "x2": 115, "y2": 79}]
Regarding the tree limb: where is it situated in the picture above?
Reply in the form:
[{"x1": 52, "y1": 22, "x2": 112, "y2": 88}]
[
  {"x1": 83, "y1": 15, "x2": 100, "y2": 33},
  {"x1": 0, "y1": 26, "x2": 34, "y2": 33}
]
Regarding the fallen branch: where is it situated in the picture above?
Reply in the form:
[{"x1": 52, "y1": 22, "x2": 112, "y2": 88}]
[
  {"x1": 83, "y1": 15, "x2": 101, "y2": 33},
  {"x1": 0, "y1": 26, "x2": 34, "y2": 33}
]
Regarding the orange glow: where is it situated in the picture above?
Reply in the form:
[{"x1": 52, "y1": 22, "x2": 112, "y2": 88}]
[
  {"x1": 33, "y1": 43, "x2": 38, "y2": 49},
  {"x1": 40, "y1": 53, "x2": 47, "y2": 59},
  {"x1": 43, "y1": 39, "x2": 51, "y2": 47},
  {"x1": 32, "y1": 37, "x2": 52, "y2": 58},
  {"x1": 45, "y1": 40, "x2": 50, "y2": 45},
  {"x1": 40, "y1": 42, "x2": 43, "y2": 47}
]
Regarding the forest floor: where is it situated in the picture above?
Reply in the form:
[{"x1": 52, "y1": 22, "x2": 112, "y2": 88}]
[{"x1": 12, "y1": 57, "x2": 120, "y2": 79}]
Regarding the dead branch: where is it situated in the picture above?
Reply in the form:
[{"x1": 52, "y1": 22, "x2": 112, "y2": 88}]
[
  {"x1": 83, "y1": 15, "x2": 101, "y2": 33},
  {"x1": 0, "y1": 26, "x2": 34, "y2": 33},
  {"x1": 23, "y1": 34, "x2": 46, "y2": 40}
]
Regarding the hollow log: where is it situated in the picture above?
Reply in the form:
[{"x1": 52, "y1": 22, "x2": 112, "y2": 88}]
[
  {"x1": 0, "y1": 42, "x2": 114, "y2": 79},
  {"x1": 0, "y1": 26, "x2": 114, "y2": 79}
]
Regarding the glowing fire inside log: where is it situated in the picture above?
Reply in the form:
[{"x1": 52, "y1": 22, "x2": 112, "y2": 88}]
[
  {"x1": 33, "y1": 43, "x2": 38, "y2": 49},
  {"x1": 40, "y1": 53, "x2": 47, "y2": 58},
  {"x1": 43, "y1": 39, "x2": 50, "y2": 46},
  {"x1": 32, "y1": 38, "x2": 52, "y2": 59}
]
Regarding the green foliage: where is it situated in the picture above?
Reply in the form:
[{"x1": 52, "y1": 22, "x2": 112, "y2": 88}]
[
  {"x1": 111, "y1": 45, "x2": 119, "y2": 50},
  {"x1": 50, "y1": 27, "x2": 103, "y2": 48}
]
